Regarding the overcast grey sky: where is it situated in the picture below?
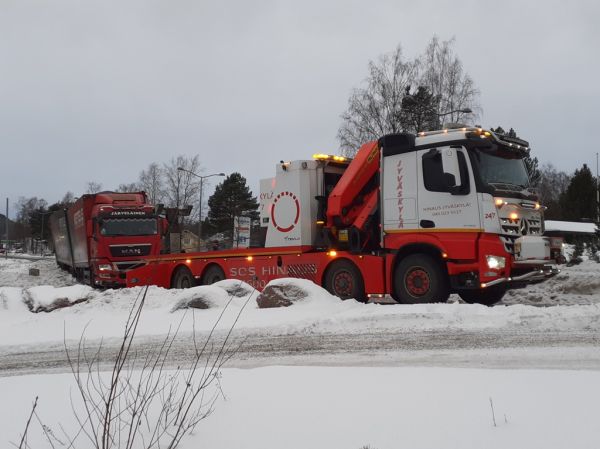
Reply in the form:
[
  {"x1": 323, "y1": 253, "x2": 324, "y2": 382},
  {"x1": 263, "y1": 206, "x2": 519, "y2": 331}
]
[{"x1": 1, "y1": 0, "x2": 599, "y2": 212}]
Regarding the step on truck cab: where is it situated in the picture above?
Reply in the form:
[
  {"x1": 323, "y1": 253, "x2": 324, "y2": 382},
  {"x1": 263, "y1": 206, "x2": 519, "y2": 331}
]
[
  {"x1": 50, "y1": 192, "x2": 164, "y2": 287},
  {"x1": 125, "y1": 127, "x2": 557, "y2": 305}
]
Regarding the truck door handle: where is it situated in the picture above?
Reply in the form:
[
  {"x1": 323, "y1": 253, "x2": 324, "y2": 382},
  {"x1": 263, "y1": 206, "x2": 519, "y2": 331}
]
[{"x1": 420, "y1": 220, "x2": 435, "y2": 228}]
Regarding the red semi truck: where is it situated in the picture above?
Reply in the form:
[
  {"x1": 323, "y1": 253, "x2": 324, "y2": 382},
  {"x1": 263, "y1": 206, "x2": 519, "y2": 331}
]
[
  {"x1": 50, "y1": 192, "x2": 164, "y2": 287},
  {"x1": 123, "y1": 127, "x2": 558, "y2": 305}
]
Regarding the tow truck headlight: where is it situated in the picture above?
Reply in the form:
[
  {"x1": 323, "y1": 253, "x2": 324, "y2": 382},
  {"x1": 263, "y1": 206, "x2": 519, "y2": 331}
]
[
  {"x1": 98, "y1": 264, "x2": 112, "y2": 271},
  {"x1": 486, "y1": 255, "x2": 506, "y2": 270}
]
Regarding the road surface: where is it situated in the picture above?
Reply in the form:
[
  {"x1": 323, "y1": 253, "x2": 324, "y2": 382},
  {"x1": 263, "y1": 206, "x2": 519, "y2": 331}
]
[{"x1": 1, "y1": 327, "x2": 599, "y2": 377}]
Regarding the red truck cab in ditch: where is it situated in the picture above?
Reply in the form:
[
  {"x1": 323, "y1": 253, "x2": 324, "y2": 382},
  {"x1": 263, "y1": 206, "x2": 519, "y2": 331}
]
[{"x1": 50, "y1": 192, "x2": 163, "y2": 287}]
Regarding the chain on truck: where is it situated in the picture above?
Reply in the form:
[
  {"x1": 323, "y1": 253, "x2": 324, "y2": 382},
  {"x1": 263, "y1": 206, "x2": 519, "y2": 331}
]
[{"x1": 81, "y1": 127, "x2": 559, "y2": 306}]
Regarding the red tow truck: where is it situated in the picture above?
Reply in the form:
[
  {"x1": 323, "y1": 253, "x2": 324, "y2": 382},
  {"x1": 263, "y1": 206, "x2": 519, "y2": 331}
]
[
  {"x1": 50, "y1": 192, "x2": 164, "y2": 287},
  {"x1": 123, "y1": 127, "x2": 558, "y2": 305}
]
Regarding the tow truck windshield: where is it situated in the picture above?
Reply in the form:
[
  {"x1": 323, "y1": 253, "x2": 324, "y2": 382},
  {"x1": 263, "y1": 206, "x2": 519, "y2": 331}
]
[
  {"x1": 100, "y1": 218, "x2": 158, "y2": 236},
  {"x1": 472, "y1": 148, "x2": 530, "y2": 190}
]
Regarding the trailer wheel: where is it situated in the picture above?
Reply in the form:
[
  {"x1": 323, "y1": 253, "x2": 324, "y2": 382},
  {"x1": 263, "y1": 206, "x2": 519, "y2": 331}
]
[
  {"x1": 394, "y1": 254, "x2": 449, "y2": 304},
  {"x1": 171, "y1": 266, "x2": 195, "y2": 289},
  {"x1": 201, "y1": 265, "x2": 225, "y2": 285},
  {"x1": 458, "y1": 285, "x2": 506, "y2": 306},
  {"x1": 324, "y1": 259, "x2": 366, "y2": 302}
]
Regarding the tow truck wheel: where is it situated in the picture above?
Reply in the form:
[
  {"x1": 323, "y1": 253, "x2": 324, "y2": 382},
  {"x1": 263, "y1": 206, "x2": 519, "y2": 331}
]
[
  {"x1": 171, "y1": 266, "x2": 195, "y2": 289},
  {"x1": 394, "y1": 254, "x2": 449, "y2": 304},
  {"x1": 324, "y1": 259, "x2": 366, "y2": 302},
  {"x1": 201, "y1": 265, "x2": 225, "y2": 285},
  {"x1": 458, "y1": 285, "x2": 506, "y2": 306}
]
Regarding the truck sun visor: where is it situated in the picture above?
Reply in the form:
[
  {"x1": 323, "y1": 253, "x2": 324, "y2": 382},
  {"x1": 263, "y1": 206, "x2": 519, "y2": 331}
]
[{"x1": 379, "y1": 133, "x2": 416, "y2": 157}]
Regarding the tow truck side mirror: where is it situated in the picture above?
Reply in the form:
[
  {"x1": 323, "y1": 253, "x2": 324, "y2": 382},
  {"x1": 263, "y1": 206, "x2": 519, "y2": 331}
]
[{"x1": 441, "y1": 148, "x2": 461, "y2": 187}]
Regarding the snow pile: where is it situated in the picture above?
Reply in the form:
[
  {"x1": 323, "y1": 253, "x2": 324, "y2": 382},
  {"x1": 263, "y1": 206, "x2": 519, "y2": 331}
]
[
  {"x1": 501, "y1": 259, "x2": 600, "y2": 306},
  {"x1": 171, "y1": 285, "x2": 241, "y2": 311},
  {"x1": 0, "y1": 287, "x2": 29, "y2": 312},
  {"x1": 24, "y1": 285, "x2": 93, "y2": 312},
  {"x1": 256, "y1": 278, "x2": 340, "y2": 308},
  {"x1": 213, "y1": 279, "x2": 256, "y2": 298}
]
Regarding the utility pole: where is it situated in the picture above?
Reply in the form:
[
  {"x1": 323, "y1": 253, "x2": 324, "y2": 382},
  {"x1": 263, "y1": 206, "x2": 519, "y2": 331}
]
[
  {"x1": 177, "y1": 168, "x2": 225, "y2": 251},
  {"x1": 5, "y1": 198, "x2": 8, "y2": 259},
  {"x1": 596, "y1": 153, "x2": 599, "y2": 224}
]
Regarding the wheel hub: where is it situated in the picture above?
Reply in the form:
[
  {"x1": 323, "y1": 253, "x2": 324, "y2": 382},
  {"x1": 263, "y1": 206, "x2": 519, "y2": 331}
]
[
  {"x1": 405, "y1": 268, "x2": 430, "y2": 297},
  {"x1": 334, "y1": 271, "x2": 354, "y2": 296}
]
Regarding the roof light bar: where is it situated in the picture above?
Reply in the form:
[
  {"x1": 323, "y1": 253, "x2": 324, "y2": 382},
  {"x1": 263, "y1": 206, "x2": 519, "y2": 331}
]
[{"x1": 312, "y1": 154, "x2": 349, "y2": 163}]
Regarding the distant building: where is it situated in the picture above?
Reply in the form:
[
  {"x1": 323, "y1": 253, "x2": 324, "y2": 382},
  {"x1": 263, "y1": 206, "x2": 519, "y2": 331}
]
[
  {"x1": 181, "y1": 230, "x2": 199, "y2": 253},
  {"x1": 544, "y1": 220, "x2": 599, "y2": 242}
]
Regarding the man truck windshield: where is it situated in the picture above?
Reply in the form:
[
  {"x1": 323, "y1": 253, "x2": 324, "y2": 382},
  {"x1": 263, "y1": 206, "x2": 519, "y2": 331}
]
[{"x1": 100, "y1": 218, "x2": 158, "y2": 236}]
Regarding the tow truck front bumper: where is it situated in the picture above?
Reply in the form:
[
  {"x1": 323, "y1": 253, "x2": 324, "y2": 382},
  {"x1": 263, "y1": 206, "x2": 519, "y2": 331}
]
[{"x1": 480, "y1": 264, "x2": 560, "y2": 288}]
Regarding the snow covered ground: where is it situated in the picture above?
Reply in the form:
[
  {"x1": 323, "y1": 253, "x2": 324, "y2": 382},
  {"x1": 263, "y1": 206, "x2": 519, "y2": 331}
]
[
  {"x1": 1, "y1": 256, "x2": 600, "y2": 448},
  {"x1": 3, "y1": 366, "x2": 600, "y2": 449}
]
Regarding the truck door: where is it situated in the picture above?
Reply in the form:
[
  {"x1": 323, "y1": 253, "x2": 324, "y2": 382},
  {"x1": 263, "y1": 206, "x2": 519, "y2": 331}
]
[
  {"x1": 416, "y1": 146, "x2": 481, "y2": 231},
  {"x1": 382, "y1": 151, "x2": 419, "y2": 231}
]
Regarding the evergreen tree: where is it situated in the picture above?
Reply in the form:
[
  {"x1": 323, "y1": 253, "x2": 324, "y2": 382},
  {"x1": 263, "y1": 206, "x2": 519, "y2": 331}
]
[
  {"x1": 399, "y1": 86, "x2": 440, "y2": 133},
  {"x1": 206, "y1": 173, "x2": 258, "y2": 240},
  {"x1": 523, "y1": 152, "x2": 541, "y2": 187},
  {"x1": 559, "y1": 164, "x2": 597, "y2": 221}
]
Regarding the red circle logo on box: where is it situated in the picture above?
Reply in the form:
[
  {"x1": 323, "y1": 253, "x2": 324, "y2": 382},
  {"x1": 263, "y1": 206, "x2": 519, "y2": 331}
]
[{"x1": 271, "y1": 191, "x2": 300, "y2": 232}]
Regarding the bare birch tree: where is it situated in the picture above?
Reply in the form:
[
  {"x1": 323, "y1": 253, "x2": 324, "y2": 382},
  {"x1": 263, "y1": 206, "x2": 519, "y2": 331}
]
[
  {"x1": 86, "y1": 181, "x2": 103, "y2": 194},
  {"x1": 337, "y1": 45, "x2": 417, "y2": 156},
  {"x1": 139, "y1": 162, "x2": 165, "y2": 205},
  {"x1": 116, "y1": 182, "x2": 140, "y2": 193},
  {"x1": 163, "y1": 155, "x2": 202, "y2": 219},
  {"x1": 337, "y1": 37, "x2": 481, "y2": 156},
  {"x1": 419, "y1": 36, "x2": 480, "y2": 125}
]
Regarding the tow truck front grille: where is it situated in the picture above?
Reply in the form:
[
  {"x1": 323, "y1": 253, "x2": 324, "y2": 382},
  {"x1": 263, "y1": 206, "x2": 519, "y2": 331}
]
[{"x1": 499, "y1": 216, "x2": 543, "y2": 254}]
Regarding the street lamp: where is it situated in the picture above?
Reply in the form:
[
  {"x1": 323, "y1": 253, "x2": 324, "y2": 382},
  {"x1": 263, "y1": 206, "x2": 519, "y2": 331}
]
[
  {"x1": 437, "y1": 107, "x2": 472, "y2": 118},
  {"x1": 33, "y1": 210, "x2": 52, "y2": 255},
  {"x1": 177, "y1": 167, "x2": 226, "y2": 251}
]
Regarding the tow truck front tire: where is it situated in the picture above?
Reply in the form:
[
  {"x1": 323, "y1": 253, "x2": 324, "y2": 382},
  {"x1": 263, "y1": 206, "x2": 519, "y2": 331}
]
[
  {"x1": 458, "y1": 285, "x2": 506, "y2": 306},
  {"x1": 171, "y1": 266, "x2": 195, "y2": 289},
  {"x1": 394, "y1": 254, "x2": 449, "y2": 304}
]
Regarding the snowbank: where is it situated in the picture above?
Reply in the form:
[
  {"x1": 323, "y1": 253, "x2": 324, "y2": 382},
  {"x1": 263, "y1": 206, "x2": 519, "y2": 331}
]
[
  {"x1": 25, "y1": 285, "x2": 93, "y2": 312},
  {"x1": 1, "y1": 258, "x2": 600, "y2": 347}
]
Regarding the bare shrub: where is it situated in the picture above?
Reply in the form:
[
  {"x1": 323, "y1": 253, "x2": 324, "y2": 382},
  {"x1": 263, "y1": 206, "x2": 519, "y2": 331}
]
[{"x1": 17, "y1": 284, "x2": 253, "y2": 449}]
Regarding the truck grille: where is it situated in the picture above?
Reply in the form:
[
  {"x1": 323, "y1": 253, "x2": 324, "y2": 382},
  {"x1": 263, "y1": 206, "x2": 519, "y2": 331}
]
[
  {"x1": 115, "y1": 261, "x2": 146, "y2": 271},
  {"x1": 499, "y1": 216, "x2": 543, "y2": 254},
  {"x1": 109, "y1": 244, "x2": 152, "y2": 257}
]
